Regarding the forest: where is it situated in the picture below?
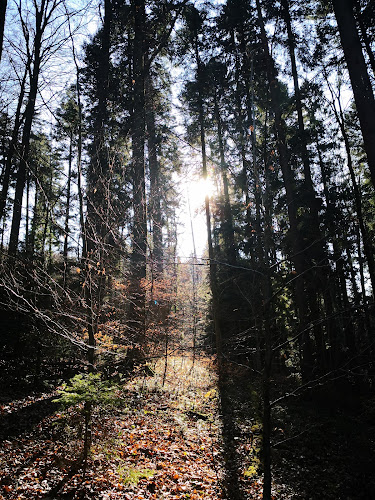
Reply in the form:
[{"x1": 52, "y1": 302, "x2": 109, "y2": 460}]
[{"x1": 0, "y1": 0, "x2": 374, "y2": 498}]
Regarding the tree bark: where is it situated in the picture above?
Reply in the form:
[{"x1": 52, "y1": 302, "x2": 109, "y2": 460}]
[
  {"x1": 85, "y1": 0, "x2": 111, "y2": 257},
  {"x1": 213, "y1": 91, "x2": 237, "y2": 266},
  {"x1": 8, "y1": 1, "x2": 49, "y2": 255},
  {"x1": 281, "y1": 0, "x2": 314, "y2": 195},
  {"x1": 128, "y1": 0, "x2": 147, "y2": 343},
  {"x1": 0, "y1": 0, "x2": 6, "y2": 62},
  {"x1": 63, "y1": 128, "x2": 73, "y2": 288},
  {"x1": 232, "y1": 29, "x2": 254, "y2": 258},
  {"x1": 262, "y1": 293, "x2": 272, "y2": 500},
  {"x1": 327, "y1": 79, "x2": 375, "y2": 295},
  {"x1": 282, "y1": 0, "x2": 336, "y2": 372},
  {"x1": 86, "y1": 0, "x2": 112, "y2": 369},
  {"x1": 145, "y1": 72, "x2": 163, "y2": 276},
  {"x1": 30, "y1": 168, "x2": 39, "y2": 256},
  {"x1": 353, "y1": 0, "x2": 375, "y2": 77},
  {"x1": 332, "y1": 0, "x2": 375, "y2": 189},
  {"x1": 0, "y1": 64, "x2": 28, "y2": 222},
  {"x1": 63, "y1": 130, "x2": 73, "y2": 264}
]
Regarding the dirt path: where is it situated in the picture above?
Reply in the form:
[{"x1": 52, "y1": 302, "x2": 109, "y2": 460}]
[{"x1": 91, "y1": 355, "x2": 224, "y2": 499}]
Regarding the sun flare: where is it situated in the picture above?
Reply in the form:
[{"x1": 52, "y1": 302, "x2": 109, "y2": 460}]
[{"x1": 186, "y1": 176, "x2": 216, "y2": 212}]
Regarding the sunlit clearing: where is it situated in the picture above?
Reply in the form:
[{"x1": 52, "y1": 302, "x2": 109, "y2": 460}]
[
  {"x1": 128, "y1": 356, "x2": 217, "y2": 395},
  {"x1": 154, "y1": 355, "x2": 216, "y2": 392},
  {"x1": 186, "y1": 176, "x2": 216, "y2": 212}
]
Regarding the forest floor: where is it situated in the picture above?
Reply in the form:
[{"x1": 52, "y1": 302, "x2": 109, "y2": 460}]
[
  {"x1": 0, "y1": 355, "x2": 277, "y2": 499},
  {"x1": 0, "y1": 354, "x2": 375, "y2": 499}
]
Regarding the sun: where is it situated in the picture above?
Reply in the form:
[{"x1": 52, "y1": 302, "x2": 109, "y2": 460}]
[
  {"x1": 186, "y1": 176, "x2": 216, "y2": 213},
  {"x1": 177, "y1": 172, "x2": 217, "y2": 257}
]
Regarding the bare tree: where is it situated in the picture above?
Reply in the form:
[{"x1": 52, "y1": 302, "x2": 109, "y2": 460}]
[
  {"x1": 7, "y1": 0, "x2": 74, "y2": 255},
  {"x1": 0, "y1": 0, "x2": 6, "y2": 62}
]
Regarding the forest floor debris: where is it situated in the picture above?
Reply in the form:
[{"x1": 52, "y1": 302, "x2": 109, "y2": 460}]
[
  {"x1": 0, "y1": 356, "x2": 226, "y2": 499},
  {"x1": 1, "y1": 356, "x2": 374, "y2": 499}
]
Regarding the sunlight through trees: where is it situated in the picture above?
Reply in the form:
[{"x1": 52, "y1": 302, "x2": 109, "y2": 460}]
[{"x1": 0, "y1": 0, "x2": 375, "y2": 498}]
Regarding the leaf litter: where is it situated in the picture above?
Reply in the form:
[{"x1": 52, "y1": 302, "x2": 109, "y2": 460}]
[
  {"x1": 0, "y1": 355, "x2": 298, "y2": 499},
  {"x1": 0, "y1": 356, "x2": 224, "y2": 499}
]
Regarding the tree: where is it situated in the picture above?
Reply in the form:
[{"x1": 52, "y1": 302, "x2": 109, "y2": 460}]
[
  {"x1": 0, "y1": 0, "x2": 6, "y2": 62},
  {"x1": 256, "y1": 0, "x2": 314, "y2": 380},
  {"x1": 27, "y1": 131, "x2": 62, "y2": 262},
  {"x1": 209, "y1": 59, "x2": 237, "y2": 266},
  {"x1": 128, "y1": 0, "x2": 148, "y2": 343},
  {"x1": 332, "y1": 0, "x2": 375, "y2": 190},
  {"x1": 0, "y1": 62, "x2": 28, "y2": 223},
  {"x1": 8, "y1": 0, "x2": 69, "y2": 255},
  {"x1": 55, "y1": 88, "x2": 80, "y2": 268},
  {"x1": 181, "y1": 5, "x2": 223, "y2": 359}
]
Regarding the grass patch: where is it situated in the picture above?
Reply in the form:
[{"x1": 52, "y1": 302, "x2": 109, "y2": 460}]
[{"x1": 117, "y1": 466, "x2": 155, "y2": 485}]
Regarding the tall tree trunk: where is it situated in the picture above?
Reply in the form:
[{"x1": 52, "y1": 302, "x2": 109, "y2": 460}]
[
  {"x1": 30, "y1": 170, "x2": 39, "y2": 256},
  {"x1": 262, "y1": 111, "x2": 276, "y2": 266},
  {"x1": 326, "y1": 79, "x2": 375, "y2": 295},
  {"x1": 41, "y1": 195, "x2": 49, "y2": 262},
  {"x1": 258, "y1": 123, "x2": 274, "y2": 500},
  {"x1": 256, "y1": 0, "x2": 313, "y2": 382},
  {"x1": 213, "y1": 91, "x2": 237, "y2": 266},
  {"x1": 332, "y1": 0, "x2": 375, "y2": 189},
  {"x1": 354, "y1": 222, "x2": 372, "y2": 341},
  {"x1": 8, "y1": 3, "x2": 44, "y2": 255},
  {"x1": 188, "y1": 194, "x2": 198, "y2": 362},
  {"x1": 0, "y1": 0, "x2": 6, "y2": 63},
  {"x1": 86, "y1": 0, "x2": 111, "y2": 257},
  {"x1": 63, "y1": 130, "x2": 73, "y2": 263},
  {"x1": 315, "y1": 132, "x2": 347, "y2": 305},
  {"x1": 87, "y1": 0, "x2": 112, "y2": 368},
  {"x1": 238, "y1": 28, "x2": 264, "y2": 269},
  {"x1": 281, "y1": 0, "x2": 314, "y2": 196},
  {"x1": 145, "y1": 72, "x2": 163, "y2": 276},
  {"x1": 353, "y1": 0, "x2": 375, "y2": 77},
  {"x1": 66, "y1": 6, "x2": 85, "y2": 259},
  {"x1": 345, "y1": 245, "x2": 361, "y2": 305},
  {"x1": 0, "y1": 64, "x2": 28, "y2": 222},
  {"x1": 129, "y1": 0, "x2": 147, "y2": 343},
  {"x1": 194, "y1": 36, "x2": 222, "y2": 360},
  {"x1": 25, "y1": 169, "x2": 30, "y2": 253},
  {"x1": 63, "y1": 129, "x2": 73, "y2": 287},
  {"x1": 47, "y1": 158, "x2": 53, "y2": 268},
  {"x1": 232, "y1": 30, "x2": 253, "y2": 257},
  {"x1": 262, "y1": 276, "x2": 272, "y2": 500},
  {"x1": 282, "y1": 0, "x2": 336, "y2": 372},
  {"x1": 249, "y1": 54, "x2": 264, "y2": 270}
]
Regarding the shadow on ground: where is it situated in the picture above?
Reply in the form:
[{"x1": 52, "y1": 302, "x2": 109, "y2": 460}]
[
  {"x1": 0, "y1": 396, "x2": 57, "y2": 441},
  {"x1": 217, "y1": 360, "x2": 375, "y2": 500},
  {"x1": 218, "y1": 365, "x2": 255, "y2": 500}
]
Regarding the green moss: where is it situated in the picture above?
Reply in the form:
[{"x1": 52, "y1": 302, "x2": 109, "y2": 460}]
[
  {"x1": 244, "y1": 455, "x2": 261, "y2": 478},
  {"x1": 117, "y1": 466, "x2": 155, "y2": 484}
]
